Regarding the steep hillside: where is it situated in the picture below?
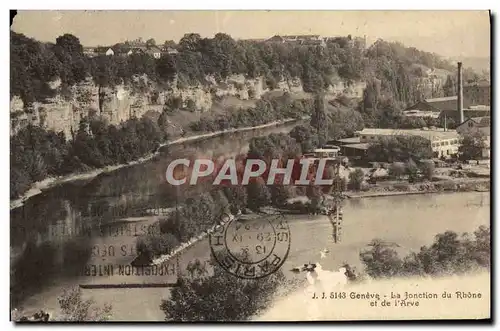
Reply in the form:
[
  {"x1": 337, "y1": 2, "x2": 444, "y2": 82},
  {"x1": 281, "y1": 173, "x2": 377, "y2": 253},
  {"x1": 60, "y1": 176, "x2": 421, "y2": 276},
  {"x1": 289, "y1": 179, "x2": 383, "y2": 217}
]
[{"x1": 10, "y1": 32, "x2": 462, "y2": 140}]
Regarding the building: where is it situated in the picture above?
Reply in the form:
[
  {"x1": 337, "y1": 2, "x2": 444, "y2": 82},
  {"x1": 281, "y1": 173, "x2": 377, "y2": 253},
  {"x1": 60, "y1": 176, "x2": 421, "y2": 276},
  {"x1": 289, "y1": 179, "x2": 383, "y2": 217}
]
[
  {"x1": 83, "y1": 47, "x2": 97, "y2": 58},
  {"x1": 438, "y1": 107, "x2": 490, "y2": 124},
  {"x1": 127, "y1": 46, "x2": 147, "y2": 56},
  {"x1": 329, "y1": 137, "x2": 369, "y2": 161},
  {"x1": 402, "y1": 109, "x2": 440, "y2": 119},
  {"x1": 104, "y1": 48, "x2": 114, "y2": 56},
  {"x1": 146, "y1": 46, "x2": 162, "y2": 59},
  {"x1": 162, "y1": 46, "x2": 179, "y2": 55},
  {"x1": 266, "y1": 34, "x2": 326, "y2": 47},
  {"x1": 463, "y1": 80, "x2": 490, "y2": 107},
  {"x1": 354, "y1": 128, "x2": 461, "y2": 159},
  {"x1": 404, "y1": 96, "x2": 469, "y2": 120},
  {"x1": 456, "y1": 116, "x2": 490, "y2": 136},
  {"x1": 313, "y1": 147, "x2": 341, "y2": 158}
]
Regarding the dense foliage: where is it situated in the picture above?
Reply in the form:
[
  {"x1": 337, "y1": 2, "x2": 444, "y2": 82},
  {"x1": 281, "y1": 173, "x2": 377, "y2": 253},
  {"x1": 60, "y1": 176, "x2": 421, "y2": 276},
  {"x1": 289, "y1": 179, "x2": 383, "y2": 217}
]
[
  {"x1": 189, "y1": 93, "x2": 310, "y2": 132},
  {"x1": 11, "y1": 31, "x2": 460, "y2": 106},
  {"x1": 57, "y1": 287, "x2": 112, "y2": 321},
  {"x1": 160, "y1": 258, "x2": 289, "y2": 321},
  {"x1": 360, "y1": 225, "x2": 490, "y2": 278},
  {"x1": 10, "y1": 31, "x2": 477, "y2": 200},
  {"x1": 458, "y1": 131, "x2": 488, "y2": 161},
  {"x1": 366, "y1": 135, "x2": 433, "y2": 163},
  {"x1": 10, "y1": 116, "x2": 165, "y2": 199}
]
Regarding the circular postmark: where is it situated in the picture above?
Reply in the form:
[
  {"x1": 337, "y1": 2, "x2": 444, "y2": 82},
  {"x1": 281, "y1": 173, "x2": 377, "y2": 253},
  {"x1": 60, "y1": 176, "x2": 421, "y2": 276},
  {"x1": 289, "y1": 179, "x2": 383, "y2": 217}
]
[{"x1": 209, "y1": 210, "x2": 291, "y2": 279}]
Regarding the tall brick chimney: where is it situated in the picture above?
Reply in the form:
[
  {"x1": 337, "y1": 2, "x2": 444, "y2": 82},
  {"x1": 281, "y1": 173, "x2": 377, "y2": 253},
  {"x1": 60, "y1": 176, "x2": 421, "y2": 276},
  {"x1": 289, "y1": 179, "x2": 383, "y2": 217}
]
[{"x1": 457, "y1": 62, "x2": 464, "y2": 123}]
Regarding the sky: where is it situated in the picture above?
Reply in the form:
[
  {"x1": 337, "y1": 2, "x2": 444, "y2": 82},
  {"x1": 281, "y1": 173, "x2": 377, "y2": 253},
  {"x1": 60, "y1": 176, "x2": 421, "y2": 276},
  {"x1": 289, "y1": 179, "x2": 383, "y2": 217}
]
[{"x1": 11, "y1": 10, "x2": 491, "y2": 58}]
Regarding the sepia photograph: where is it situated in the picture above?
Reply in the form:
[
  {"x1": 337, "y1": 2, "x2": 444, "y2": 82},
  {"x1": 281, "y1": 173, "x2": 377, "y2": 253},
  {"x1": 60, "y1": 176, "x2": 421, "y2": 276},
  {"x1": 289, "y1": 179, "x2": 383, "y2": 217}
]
[{"x1": 9, "y1": 9, "x2": 491, "y2": 322}]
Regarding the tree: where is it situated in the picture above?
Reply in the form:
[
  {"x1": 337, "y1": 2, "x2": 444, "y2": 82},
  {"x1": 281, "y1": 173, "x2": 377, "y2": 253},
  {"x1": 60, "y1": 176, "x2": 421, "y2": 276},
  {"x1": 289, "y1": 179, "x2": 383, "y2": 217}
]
[
  {"x1": 420, "y1": 160, "x2": 435, "y2": 180},
  {"x1": 223, "y1": 185, "x2": 248, "y2": 214},
  {"x1": 405, "y1": 158, "x2": 419, "y2": 182},
  {"x1": 246, "y1": 179, "x2": 271, "y2": 210},
  {"x1": 270, "y1": 185, "x2": 293, "y2": 207},
  {"x1": 163, "y1": 40, "x2": 177, "y2": 48},
  {"x1": 289, "y1": 124, "x2": 318, "y2": 153},
  {"x1": 366, "y1": 135, "x2": 432, "y2": 163},
  {"x1": 458, "y1": 131, "x2": 487, "y2": 161},
  {"x1": 389, "y1": 162, "x2": 405, "y2": 179},
  {"x1": 359, "y1": 240, "x2": 403, "y2": 278},
  {"x1": 310, "y1": 93, "x2": 328, "y2": 146},
  {"x1": 360, "y1": 226, "x2": 491, "y2": 279},
  {"x1": 146, "y1": 38, "x2": 157, "y2": 48},
  {"x1": 57, "y1": 287, "x2": 112, "y2": 321},
  {"x1": 306, "y1": 184, "x2": 323, "y2": 213},
  {"x1": 55, "y1": 34, "x2": 83, "y2": 55},
  {"x1": 328, "y1": 107, "x2": 364, "y2": 139},
  {"x1": 362, "y1": 78, "x2": 382, "y2": 111},
  {"x1": 443, "y1": 75, "x2": 456, "y2": 97},
  {"x1": 178, "y1": 33, "x2": 202, "y2": 52},
  {"x1": 136, "y1": 231, "x2": 179, "y2": 260},
  {"x1": 348, "y1": 168, "x2": 365, "y2": 191},
  {"x1": 160, "y1": 258, "x2": 285, "y2": 321}
]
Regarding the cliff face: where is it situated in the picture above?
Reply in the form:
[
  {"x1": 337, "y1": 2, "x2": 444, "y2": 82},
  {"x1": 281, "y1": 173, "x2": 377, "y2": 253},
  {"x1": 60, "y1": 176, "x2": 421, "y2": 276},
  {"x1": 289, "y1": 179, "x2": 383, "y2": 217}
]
[{"x1": 10, "y1": 75, "x2": 366, "y2": 139}]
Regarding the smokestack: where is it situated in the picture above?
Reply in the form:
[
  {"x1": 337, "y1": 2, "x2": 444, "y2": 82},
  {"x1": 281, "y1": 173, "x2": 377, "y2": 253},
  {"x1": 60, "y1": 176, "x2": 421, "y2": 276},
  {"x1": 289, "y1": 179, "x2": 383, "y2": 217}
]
[{"x1": 457, "y1": 62, "x2": 464, "y2": 123}]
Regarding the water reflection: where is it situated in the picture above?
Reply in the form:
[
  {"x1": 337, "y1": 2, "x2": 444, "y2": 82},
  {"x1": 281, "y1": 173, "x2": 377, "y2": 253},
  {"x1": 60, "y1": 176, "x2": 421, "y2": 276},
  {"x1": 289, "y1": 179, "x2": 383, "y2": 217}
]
[{"x1": 10, "y1": 123, "x2": 296, "y2": 307}]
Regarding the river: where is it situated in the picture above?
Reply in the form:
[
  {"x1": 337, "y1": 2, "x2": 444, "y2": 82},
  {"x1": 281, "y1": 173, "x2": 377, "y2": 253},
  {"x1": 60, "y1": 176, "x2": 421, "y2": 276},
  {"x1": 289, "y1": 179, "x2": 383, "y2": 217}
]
[{"x1": 10, "y1": 122, "x2": 490, "y2": 321}]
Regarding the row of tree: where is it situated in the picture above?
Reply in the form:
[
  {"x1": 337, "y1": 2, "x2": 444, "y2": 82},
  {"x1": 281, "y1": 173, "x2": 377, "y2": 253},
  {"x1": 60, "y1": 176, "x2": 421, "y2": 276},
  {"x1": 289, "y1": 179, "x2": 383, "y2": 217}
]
[
  {"x1": 10, "y1": 115, "x2": 166, "y2": 199},
  {"x1": 360, "y1": 225, "x2": 490, "y2": 278},
  {"x1": 11, "y1": 31, "x2": 463, "y2": 107}
]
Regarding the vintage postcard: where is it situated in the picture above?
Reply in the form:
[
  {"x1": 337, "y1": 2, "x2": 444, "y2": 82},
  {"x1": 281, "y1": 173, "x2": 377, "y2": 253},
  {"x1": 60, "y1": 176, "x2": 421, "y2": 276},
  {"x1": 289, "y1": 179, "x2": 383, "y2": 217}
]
[{"x1": 9, "y1": 10, "x2": 491, "y2": 322}]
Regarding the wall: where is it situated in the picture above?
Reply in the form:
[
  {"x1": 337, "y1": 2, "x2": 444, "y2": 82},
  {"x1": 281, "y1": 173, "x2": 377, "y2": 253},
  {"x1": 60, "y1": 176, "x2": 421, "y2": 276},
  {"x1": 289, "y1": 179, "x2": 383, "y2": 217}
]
[{"x1": 464, "y1": 85, "x2": 490, "y2": 107}]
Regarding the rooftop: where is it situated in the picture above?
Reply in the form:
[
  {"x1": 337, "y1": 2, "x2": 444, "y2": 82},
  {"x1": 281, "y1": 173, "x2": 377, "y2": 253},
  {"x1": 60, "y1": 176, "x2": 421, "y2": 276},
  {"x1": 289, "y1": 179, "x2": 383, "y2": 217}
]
[
  {"x1": 425, "y1": 96, "x2": 457, "y2": 103},
  {"x1": 355, "y1": 128, "x2": 460, "y2": 141},
  {"x1": 314, "y1": 148, "x2": 340, "y2": 153},
  {"x1": 342, "y1": 143, "x2": 370, "y2": 150},
  {"x1": 335, "y1": 137, "x2": 361, "y2": 144},
  {"x1": 469, "y1": 105, "x2": 490, "y2": 111},
  {"x1": 470, "y1": 116, "x2": 490, "y2": 127}
]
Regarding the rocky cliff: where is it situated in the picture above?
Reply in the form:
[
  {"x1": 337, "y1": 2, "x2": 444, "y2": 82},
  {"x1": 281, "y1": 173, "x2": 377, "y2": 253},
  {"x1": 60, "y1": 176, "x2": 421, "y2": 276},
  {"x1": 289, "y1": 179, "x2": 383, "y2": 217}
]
[{"x1": 10, "y1": 75, "x2": 366, "y2": 139}]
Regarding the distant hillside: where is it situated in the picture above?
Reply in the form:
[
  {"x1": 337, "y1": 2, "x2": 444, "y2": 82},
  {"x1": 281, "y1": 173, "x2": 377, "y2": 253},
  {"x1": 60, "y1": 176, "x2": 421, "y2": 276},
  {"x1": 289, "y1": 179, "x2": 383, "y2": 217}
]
[{"x1": 449, "y1": 56, "x2": 490, "y2": 73}]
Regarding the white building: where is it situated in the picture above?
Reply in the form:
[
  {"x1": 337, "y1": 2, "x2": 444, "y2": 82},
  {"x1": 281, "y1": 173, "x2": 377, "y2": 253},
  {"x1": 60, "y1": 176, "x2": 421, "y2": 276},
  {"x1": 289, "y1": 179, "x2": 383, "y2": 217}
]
[
  {"x1": 105, "y1": 48, "x2": 114, "y2": 56},
  {"x1": 354, "y1": 128, "x2": 461, "y2": 159},
  {"x1": 456, "y1": 117, "x2": 490, "y2": 136},
  {"x1": 402, "y1": 109, "x2": 440, "y2": 119},
  {"x1": 313, "y1": 148, "x2": 341, "y2": 158}
]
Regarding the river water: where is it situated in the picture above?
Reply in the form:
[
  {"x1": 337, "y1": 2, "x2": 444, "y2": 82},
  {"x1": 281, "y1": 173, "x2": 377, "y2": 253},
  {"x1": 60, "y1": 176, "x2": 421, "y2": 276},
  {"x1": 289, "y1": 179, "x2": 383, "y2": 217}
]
[{"x1": 10, "y1": 123, "x2": 490, "y2": 321}]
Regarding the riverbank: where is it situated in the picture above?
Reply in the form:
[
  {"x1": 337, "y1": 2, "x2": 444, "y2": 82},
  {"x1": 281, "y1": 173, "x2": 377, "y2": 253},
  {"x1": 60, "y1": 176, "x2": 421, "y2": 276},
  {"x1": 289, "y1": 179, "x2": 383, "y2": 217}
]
[
  {"x1": 345, "y1": 178, "x2": 490, "y2": 199},
  {"x1": 10, "y1": 118, "x2": 302, "y2": 210},
  {"x1": 12, "y1": 191, "x2": 489, "y2": 321},
  {"x1": 147, "y1": 179, "x2": 490, "y2": 269}
]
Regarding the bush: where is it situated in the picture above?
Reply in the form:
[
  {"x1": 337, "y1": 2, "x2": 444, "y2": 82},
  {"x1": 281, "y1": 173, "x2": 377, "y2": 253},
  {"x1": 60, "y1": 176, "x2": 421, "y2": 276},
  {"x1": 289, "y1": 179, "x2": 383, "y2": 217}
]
[
  {"x1": 136, "y1": 231, "x2": 179, "y2": 259},
  {"x1": 420, "y1": 161, "x2": 435, "y2": 180},
  {"x1": 359, "y1": 240, "x2": 403, "y2": 278},
  {"x1": 160, "y1": 258, "x2": 285, "y2": 321},
  {"x1": 348, "y1": 168, "x2": 365, "y2": 191},
  {"x1": 405, "y1": 159, "x2": 419, "y2": 182},
  {"x1": 57, "y1": 287, "x2": 112, "y2": 321},
  {"x1": 388, "y1": 162, "x2": 405, "y2": 179},
  {"x1": 359, "y1": 226, "x2": 490, "y2": 279},
  {"x1": 246, "y1": 180, "x2": 271, "y2": 211}
]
